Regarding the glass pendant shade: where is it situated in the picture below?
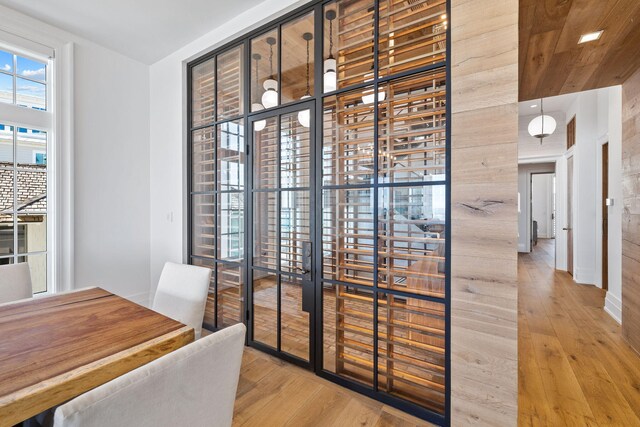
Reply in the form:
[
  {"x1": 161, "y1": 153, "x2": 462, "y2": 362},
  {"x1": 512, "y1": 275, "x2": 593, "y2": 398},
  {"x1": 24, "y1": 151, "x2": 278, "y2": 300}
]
[
  {"x1": 362, "y1": 88, "x2": 386, "y2": 105},
  {"x1": 297, "y1": 95, "x2": 311, "y2": 127},
  {"x1": 323, "y1": 58, "x2": 337, "y2": 92},
  {"x1": 262, "y1": 78, "x2": 278, "y2": 108},
  {"x1": 528, "y1": 114, "x2": 557, "y2": 138},
  {"x1": 252, "y1": 102, "x2": 266, "y2": 131}
]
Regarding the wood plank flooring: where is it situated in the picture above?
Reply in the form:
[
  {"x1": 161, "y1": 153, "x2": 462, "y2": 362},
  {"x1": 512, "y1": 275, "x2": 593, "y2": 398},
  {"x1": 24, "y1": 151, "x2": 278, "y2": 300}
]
[{"x1": 519, "y1": 239, "x2": 640, "y2": 426}]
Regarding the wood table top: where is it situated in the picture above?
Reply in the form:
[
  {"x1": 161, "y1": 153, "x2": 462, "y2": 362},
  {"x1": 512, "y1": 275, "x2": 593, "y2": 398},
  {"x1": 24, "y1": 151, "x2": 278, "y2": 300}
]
[{"x1": 0, "y1": 287, "x2": 194, "y2": 426}]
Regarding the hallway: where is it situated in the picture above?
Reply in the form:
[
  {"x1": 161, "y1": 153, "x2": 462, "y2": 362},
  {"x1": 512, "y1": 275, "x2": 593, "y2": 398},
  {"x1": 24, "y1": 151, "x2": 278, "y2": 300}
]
[{"x1": 518, "y1": 239, "x2": 640, "y2": 425}]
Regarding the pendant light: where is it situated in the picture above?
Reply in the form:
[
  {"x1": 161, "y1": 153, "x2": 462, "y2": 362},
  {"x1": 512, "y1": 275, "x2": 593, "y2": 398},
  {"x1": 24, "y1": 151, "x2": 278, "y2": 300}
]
[
  {"x1": 323, "y1": 10, "x2": 337, "y2": 93},
  {"x1": 251, "y1": 53, "x2": 266, "y2": 131},
  {"x1": 261, "y1": 37, "x2": 278, "y2": 109},
  {"x1": 528, "y1": 98, "x2": 557, "y2": 144},
  {"x1": 361, "y1": 69, "x2": 386, "y2": 104},
  {"x1": 298, "y1": 32, "x2": 313, "y2": 128}
]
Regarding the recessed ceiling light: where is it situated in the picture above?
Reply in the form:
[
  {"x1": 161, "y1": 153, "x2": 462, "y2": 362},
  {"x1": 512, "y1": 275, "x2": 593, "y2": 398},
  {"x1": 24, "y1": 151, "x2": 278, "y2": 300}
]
[
  {"x1": 530, "y1": 104, "x2": 538, "y2": 108},
  {"x1": 578, "y1": 30, "x2": 603, "y2": 44}
]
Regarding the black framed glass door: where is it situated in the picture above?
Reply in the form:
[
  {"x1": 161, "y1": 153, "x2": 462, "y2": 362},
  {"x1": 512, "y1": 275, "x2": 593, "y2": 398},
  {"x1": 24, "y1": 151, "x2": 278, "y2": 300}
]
[{"x1": 247, "y1": 101, "x2": 316, "y2": 367}]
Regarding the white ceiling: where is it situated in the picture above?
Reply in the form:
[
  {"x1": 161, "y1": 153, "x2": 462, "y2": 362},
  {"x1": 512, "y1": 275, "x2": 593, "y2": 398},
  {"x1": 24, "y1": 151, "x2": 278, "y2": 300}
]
[{"x1": 0, "y1": 0, "x2": 266, "y2": 64}]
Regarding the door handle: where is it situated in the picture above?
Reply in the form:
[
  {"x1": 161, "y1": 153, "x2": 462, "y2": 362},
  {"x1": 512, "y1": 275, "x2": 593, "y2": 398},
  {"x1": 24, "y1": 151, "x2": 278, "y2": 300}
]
[{"x1": 562, "y1": 227, "x2": 572, "y2": 231}]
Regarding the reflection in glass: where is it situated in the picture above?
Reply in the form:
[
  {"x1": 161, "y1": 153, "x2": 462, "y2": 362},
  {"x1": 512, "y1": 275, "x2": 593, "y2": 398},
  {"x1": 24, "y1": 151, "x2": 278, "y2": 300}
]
[
  {"x1": 281, "y1": 112, "x2": 310, "y2": 188},
  {"x1": 217, "y1": 46, "x2": 244, "y2": 120},
  {"x1": 253, "y1": 192, "x2": 277, "y2": 270},
  {"x1": 253, "y1": 117, "x2": 278, "y2": 189},
  {"x1": 281, "y1": 191, "x2": 310, "y2": 274},
  {"x1": 281, "y1": 12, "x2": 315, "y2": 105},
  {"x1": 281, "y1": 275, "x2": 309, "y2": 360},
  {"x1": 192, "y1": 59, "x2": 215, "y2": 127},
  {"x1": 377, "y1": 293, "x2": 446, "y2": 413},
  {"x1": 253, "y1": 271, "x2": 278, "y2": 348},
  {"x1": 378, "y1": 185, "x2": 445, "y2": 298},
  {"x1": 192, "y1": 194, "x2": 216, "y2": 258},
  {"x1": 218, "y1": 192, "x2": 244, "y2": 262},
  {"x1": 218, "y1": 263, "x2": 244, "y2": 328},
  {"x1": 378, "y1": 69, "x2": 447, "y2": 183},
  {"x1": 251, "y1": 30, "x2": 279, "y2": 111},
  {"x1": 323, "y1": 283, "x2": 374, "y2": 386},
  {"x1": 192, "y1": 257, "x2": 215, "y2": 326},
  {"x1": 192, "y1": 127, "x2": 215, "y2": 193},
  {"x1": 217, "y1": 120, "x2": 244, "y2": 191},
  {"x1": 322, "y1": 188, "x2": 374, "y2": 286},
  {"x1": 323, "y1": 87, "x2": 375, "y2": 186}
]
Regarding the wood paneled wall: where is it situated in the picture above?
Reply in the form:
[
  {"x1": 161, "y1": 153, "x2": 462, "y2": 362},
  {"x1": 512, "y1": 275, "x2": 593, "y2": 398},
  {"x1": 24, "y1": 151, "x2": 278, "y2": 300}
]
[
  {"x1": 622, "y1": 68, "x2": 640, "y2": 354},
  {"x1": 451, "y1": 0, "x2": 519, "y2": 425}
]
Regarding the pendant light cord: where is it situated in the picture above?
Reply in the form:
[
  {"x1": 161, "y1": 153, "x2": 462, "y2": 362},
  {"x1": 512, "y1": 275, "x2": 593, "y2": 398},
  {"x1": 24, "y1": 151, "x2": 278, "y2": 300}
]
[
  {"x1": 329, "y1": 16, "x2": 334, "y2": 59},
  {"x1": 306, "y1": 37, "x2": 310, "y2": 96}
]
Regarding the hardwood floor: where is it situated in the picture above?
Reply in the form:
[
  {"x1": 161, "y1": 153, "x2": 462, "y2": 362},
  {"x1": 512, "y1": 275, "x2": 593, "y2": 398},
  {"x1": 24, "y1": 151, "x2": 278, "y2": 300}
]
[
  {"x1": 519, "y1": 239, "x2": 640, "y2": 426},
  {"x1": 232, "y1": 347, "x2": 434, "y2": 427}
]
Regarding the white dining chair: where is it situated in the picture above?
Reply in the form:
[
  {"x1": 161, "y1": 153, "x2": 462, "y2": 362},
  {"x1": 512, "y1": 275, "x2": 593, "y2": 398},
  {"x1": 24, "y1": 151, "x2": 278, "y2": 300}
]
[
  {"x1": 50, "y1": 323, "x2": 246, "y2": 427},
  {"x1": 152, "y1": 262, "x2": 211, "y2": 339},
  {"x1": 0, "y1": 263, "x2": 33, "y2": 304}
]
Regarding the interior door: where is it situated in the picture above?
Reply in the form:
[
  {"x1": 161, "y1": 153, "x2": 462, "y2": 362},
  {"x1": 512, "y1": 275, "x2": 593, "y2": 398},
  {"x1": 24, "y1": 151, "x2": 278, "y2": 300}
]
[
  {"x1": 248, "y1": 102, "x2": 315, "y2": 367},
  {"x1": 567, "y1": 156, "x2": 574, "y2": 276},
  {"x1": 602, "y1": 143, "x2": 609, "y2": 290}
]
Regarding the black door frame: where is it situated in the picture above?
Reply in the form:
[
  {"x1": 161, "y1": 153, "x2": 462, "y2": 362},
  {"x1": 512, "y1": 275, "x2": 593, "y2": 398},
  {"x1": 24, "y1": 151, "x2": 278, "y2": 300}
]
[{"x1": 245, "y1": 99, "x2": 317, "y2": 370}]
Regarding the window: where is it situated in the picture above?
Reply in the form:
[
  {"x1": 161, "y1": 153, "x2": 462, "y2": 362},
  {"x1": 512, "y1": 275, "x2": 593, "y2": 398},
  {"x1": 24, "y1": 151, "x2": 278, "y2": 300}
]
[{"x1": 0, "y1": 43, "x2": 54, "y2": 295}]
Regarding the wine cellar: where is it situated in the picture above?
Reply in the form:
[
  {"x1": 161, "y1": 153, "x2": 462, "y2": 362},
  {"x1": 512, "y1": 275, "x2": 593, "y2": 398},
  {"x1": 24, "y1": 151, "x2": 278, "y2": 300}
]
[{"x1": 188, "y1": 0, "x2": 450, "y2": 423}]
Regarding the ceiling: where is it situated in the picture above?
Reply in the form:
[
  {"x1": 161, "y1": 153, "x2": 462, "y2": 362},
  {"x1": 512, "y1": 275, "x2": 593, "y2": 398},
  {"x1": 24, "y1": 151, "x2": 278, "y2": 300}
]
[
  {"x1": 0, "y1": 0, "x2": 265, "y2": 64},
  {"x1": 519, "y1": 0, "x2": 640, "y2": 101},
  {"x1": 518, "y1": 92, "x2": 577, "y2": 116}
]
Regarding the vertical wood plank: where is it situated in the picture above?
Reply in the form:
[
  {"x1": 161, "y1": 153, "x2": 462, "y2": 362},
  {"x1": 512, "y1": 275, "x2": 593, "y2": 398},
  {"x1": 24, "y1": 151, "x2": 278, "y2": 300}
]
[{"x1": 451, "y1": 0, "x2": 519, "y2": 424}]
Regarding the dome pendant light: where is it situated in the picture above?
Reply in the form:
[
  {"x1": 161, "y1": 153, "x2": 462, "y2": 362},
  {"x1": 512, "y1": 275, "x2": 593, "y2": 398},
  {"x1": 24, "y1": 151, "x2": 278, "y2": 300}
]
[
  {"x1": 323, "y1": 10, "x2": 337, "y2": 93},
  {"x1": 251, "y1": 53, "x2": 266, "y2": 131},
  {"x1": 298, "y1": 32, "x2": 313, "y2": 128},
  {"x1": 261, "y1": 37, "x2": 278, "y2": 109},
  {"x1": 528, "y1": 98, "x2": 556, "y2": 144}
]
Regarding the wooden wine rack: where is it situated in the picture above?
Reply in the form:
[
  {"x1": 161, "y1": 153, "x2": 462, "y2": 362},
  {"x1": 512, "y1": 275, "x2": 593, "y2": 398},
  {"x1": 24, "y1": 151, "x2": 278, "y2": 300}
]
[
  {"x1": 217, "y1": 46, "x2": 244, "y2": 120},
  {"x1": 191, "y1": 59, "x2": 215, "y2": 127}
]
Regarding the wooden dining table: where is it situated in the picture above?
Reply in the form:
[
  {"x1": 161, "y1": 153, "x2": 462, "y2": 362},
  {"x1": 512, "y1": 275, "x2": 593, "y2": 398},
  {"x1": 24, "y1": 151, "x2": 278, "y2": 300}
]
[{"x1": 0, "y1": 287, "x2": 194, "y2": 426}]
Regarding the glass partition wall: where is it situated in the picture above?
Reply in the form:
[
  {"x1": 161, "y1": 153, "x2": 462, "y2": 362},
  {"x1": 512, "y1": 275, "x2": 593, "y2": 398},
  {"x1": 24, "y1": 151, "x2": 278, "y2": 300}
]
[{"x1": 188, "y1": 0, "x2": 449, "y2": 423}]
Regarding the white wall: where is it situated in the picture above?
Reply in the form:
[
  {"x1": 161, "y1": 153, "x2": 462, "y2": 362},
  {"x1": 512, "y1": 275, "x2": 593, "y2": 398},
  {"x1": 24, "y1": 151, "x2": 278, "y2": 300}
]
[
  {"x1": 0, "y1": 6, "x2": 151, "y2": 305},
  {"x1": 148, "y1": 0, "x2": 308, "y2": 302},
  {"x1": 532, "y1": 174, "x2": 554, "y2": 239}
]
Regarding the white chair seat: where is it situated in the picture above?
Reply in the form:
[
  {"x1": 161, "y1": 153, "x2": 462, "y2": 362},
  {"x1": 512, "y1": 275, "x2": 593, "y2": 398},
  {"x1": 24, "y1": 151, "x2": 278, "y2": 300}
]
[{"x1": 52, "y1": 323, "x2": 246, "y2": 427}]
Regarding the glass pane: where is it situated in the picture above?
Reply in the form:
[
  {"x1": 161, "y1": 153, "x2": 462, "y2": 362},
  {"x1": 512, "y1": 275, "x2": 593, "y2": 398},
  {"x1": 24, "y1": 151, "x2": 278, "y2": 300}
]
[
  {"x1": 253, "y1": 271, "x2": 277, "y2": 348},
  {"x1": 281, "y1": 111, "x2": 310, "y2": 188},
  {"x1": 17, "y1": 169, "x2": 47, "y2": 213},
  {"x1": 253, "y1": 116, "x2": 278, "y2": 189},
  {"x1": 377, "y1": 293, "x2": 446, "y2": 413},
  {"x1": 378, "y1": 0, "x2": 447, "y2": 78},
  {"x1": 323, "y1": 86, "x2": 375, "y2": 186},
  {"x1": 378, "y1": 69, "x2": 446, "y2": 183},
  {"x1": 217, "y1": 46, "x2": 244, "y2": 120},
  {"x1": 218, "y1": 192, "x2": 244, "y2": 262},
  {"x1": 192, "y1": 127, "x2": 215, "y2": 193},
  {"x1": 18, "y1": 214, "x2": 46, "y2": 253},
  {"x1": 217, "y1": 120, "x2": 245, "y2": 192},
  {"x1": 253, "y1": 192, "x2": 277, "y2": 270},
  {"x1": 378, "y1": 186, "x2": 446, "y2": 298},
  {"x1": 281, "y1": 275, "x2": 309, "y2": 360},
  {"x1": 16, "y1": 56, "x2": 46, "y2": 82},
  {"x1": 218, "y1": 263, "x2": 244, "y2": 328},
  {"x1": 281, "y1": 190, "x2": 310, "y2": 274},
  {"x1": 192, "y1": 58, "x2": 215, "y2": 127},
  {"x1": 17, "y1": 128, "x2": 47, "y2": 167},
  {"x1": 250, "y1": 29, "x2": 279, "y2": 111},
  {"x1": 281, "y1": 12, "x2": 315, "y2": 104},
  {"x1": 0, "y1": 217, "x2": 13, "y2": 258},
  {"x1": 322, "y1": 188, "x2": 374, "y2": 286},
  {"x1": 22, "y1": 253, "x2": 46, "y2": 294},
  {"x1": 0, "y1": 73, "x2": 13, "y2": 105},
  {"x1": 324, "y1": 0, "x2": 375, "y2": 91},
  {"x1": 16, "y1": 77, "x2": 45, "y2": 110},
  {"x1": 323, "y1": 283, "x2": 374, "y2": 386},
  {"x1": 0, "y1": 124, "x2": 13, "y2": 163},
  {"x1": 0, "y1": 167, "x2": 13, "y2": 212},
  {"x1": 192, "y1": 194, "x2": 216, "y2": 258},
  {"x1": 0, "y1": 50, "x2": 12, "y2": 73},
  {"x1": 192, "y1": 257, "x2": 215, "y2": 327}
]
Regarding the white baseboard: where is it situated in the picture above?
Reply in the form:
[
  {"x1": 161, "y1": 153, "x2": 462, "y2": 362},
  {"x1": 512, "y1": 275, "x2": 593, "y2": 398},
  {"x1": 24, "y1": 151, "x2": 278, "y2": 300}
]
[
  {"x1": 604, "y1": 292, "x2": 622, "y2": 324},
  {"x1": 574, "y1": 267, "x2": 595, "y2": 285},
  {"x1": 518, "y1": 243, "x2": 528, "y2": 253}
]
